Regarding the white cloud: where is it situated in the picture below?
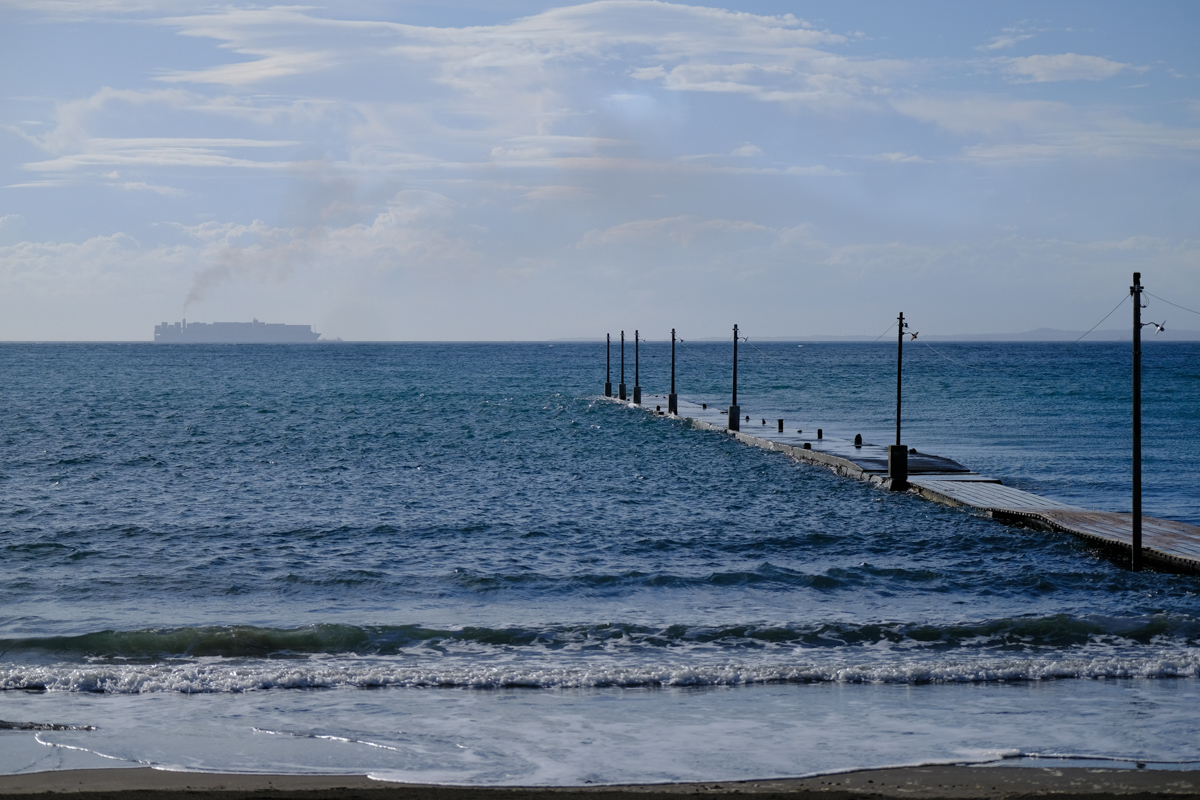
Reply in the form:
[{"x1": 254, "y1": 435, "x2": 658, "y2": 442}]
[
  {"x1": 118, "y1": 181, "x2": 184, "y2": 196},
  {"x1": 174, "y1": 190, "x2": 484, "y2": 308},
  {"x1": 5, "y1": 180, "x2": 72, "y2": 188},
  {"x1": 0, "y1": 231, "x2": 192, "y2": 301},
  {"x1": 522, "y1": 185, "x2": 591, "y2": 201},
  {"x1": 892, "y1": 94, "x2": 1075, "y2": 137},
  {"x1": 978, "y1": 33, "x2": 1034, "y2": 52},
  {"x1": 856, "y1": 152, "x2": 930, "y2": 163},
  {"x1": 24, "y1": 148, "x2": 298, "y2": 173},
  {"x1": 7, "y1": 86, "x2": 306, "y2": 183},
  {"x1": 732, "y1": 143, "x2": 762, "y2": 157},
  {"x1": 145, "y1": 1, "x2": 894, "y2": 116},
  {"x1": 1003, "y1": 53, "x2": 1130, "y2": 83},
  {"x1": 0, "y1": 0, "x2": 205, "y2": 18},
  {"x1": 891, "y1": 92, "x2": 1200, "y2": 163},
  {"x1": 578, "y1": 215, "x2": 771, "y2": 248},
  {"x1": 490, "y1": 135, "x2": 628, "y2": 161}
]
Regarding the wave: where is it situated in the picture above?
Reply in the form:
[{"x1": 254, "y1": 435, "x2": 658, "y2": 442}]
[
  {"x1": 0, "y1": 719, "x2": 94, "y2": 731},
  {"x1": 3, "y1": 615, "x2": 1199, "y2": 661},
  {"x1": 4, "y1": 651, "x2": 1200, "y2": 693}
]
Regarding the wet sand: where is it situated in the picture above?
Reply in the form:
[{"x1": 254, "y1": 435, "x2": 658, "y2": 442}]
[{"x1": 2, "y1": 766, "x2": 1199, "y2": 799}]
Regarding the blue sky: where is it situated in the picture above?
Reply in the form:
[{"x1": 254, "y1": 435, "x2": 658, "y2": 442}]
[{"x1": 1, "y1": 0, "x2": 1197, "y2": 340}]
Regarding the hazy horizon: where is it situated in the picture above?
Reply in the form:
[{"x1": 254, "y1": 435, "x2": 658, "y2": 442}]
[{"x1": 4, "y1": 326, "x2": 1200, "y2": 343}]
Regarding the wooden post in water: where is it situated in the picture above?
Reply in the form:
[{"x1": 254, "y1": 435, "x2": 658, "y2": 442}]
[
  {"x1": 669, "y1": 328, "x2": 678, "y2": 415},
  {"x1": 1131, "y1": 272, "x2": 1143, "y2": 571},
  {"x1": 728, "y1": 324, "x2": 740, "y2": 431},
  {"x1": 888, "y1": 312, "x2": 908, "y2": 490},
  {"x1": 605, "y1": 334, "x2": 612, "y2": 397},
  {"x1": 633, "y1": 330, "x2": 642, "y2": 405},
  {"x1": 619, "y1": 331, "x2": 627, "y2": 401}
]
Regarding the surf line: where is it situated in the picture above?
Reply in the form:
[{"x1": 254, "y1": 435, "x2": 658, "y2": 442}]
[{"x1": 603, "y1": 391, "x2": 1200, "y2": 576}]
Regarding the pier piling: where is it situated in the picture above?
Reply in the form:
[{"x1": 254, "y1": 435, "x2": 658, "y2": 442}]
[
  {"x1": 633, "y1": 330, "x2": 642, "y2": 405},
  {"x1": 605, "y1": 334, "x2": 612, "y2": 397},
  {"x1": 619, "y1": 331, "x2": 627, "y2": 401},
  {"x1": 728, "y1": 324, "x2": 741, "y2": 431},
  {"x1": 888, "y1": 445, "x2": 908, "y2": 491}
]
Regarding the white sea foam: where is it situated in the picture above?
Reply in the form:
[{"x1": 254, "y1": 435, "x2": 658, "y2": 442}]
[{"x1": 5, "y1": 651, "x2": 1200, "y2": 694}]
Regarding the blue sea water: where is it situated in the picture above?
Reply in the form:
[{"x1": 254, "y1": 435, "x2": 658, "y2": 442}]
[{"x1": 1, "y1": 340, "x2": 1198, "y2": 783}]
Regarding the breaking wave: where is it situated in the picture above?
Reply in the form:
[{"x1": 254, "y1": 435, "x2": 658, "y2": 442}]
[
  {"x1": 3, "y1": 614, "x2": 1200, "y2": 693},
  {"x1": 3, "y1": 614, "x2": 1199, "y2": 661},
  {"x1": 4, "y1": 653, "x2": 1200, "y2": 693}
]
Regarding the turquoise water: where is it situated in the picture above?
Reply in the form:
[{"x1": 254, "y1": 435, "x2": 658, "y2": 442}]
[{"x1": 1, "y1": 341, "x2": 1198, "y2": 782}]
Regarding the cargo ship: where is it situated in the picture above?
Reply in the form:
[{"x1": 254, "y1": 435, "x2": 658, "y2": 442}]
[{"x1": 154, "y1": 319, "x2": 321, "y2": 343}]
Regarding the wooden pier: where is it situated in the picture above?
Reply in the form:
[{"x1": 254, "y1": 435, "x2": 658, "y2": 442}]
[{"x1": 614, "y1": 393, "x2": 1200, "y2": 575}]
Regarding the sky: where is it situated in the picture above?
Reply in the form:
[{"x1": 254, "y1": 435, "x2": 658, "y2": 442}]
[{"x1": 1, "y1": 1, "x2": 1198, "y2": 341}]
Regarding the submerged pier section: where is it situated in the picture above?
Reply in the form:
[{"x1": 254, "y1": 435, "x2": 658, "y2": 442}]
[{"x1": 617, "y1": 393, "x2": 1200, "y2": 575}]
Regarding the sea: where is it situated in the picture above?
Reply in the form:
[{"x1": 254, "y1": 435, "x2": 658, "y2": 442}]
[{"x1": 1, "y1": 340, "x2": 1198, "y2": 784}]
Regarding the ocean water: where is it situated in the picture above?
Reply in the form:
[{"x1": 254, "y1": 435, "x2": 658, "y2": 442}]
[{"x1": 1, "y1": 340, "x2": 1198, "y2": 783}]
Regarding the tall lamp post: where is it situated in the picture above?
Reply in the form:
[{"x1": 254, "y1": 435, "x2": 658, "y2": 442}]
[
  {"x1": 888, "y1": 311, "x2": 908, "y2": 491},
  {"x1": 668, "y1": 328, "x2": 678, "y2": 415},
  {"x1": 1132, "y1": 273, "x2": 1144, "y2": 571},
  {"x1": 1129, "y1": 273, "x2": 1168, "y2": 570}
]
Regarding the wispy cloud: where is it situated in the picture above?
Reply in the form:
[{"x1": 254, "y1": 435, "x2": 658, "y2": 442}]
[
  {"x1": 117, "y1": 180, "x2": 184, "y2": 196},
  {"x1": 854, "y1": 152, "x2": 930, "y2": 163},
  {"x1": 174, "y1": 190, "x2": 485, "y2": 308},
  {"x1": 890, "y1": 92, "x2": 1200, "y2": 163},
  {"x1": 578, "y1": 215, "x2": 771, "y2": 247},
  {"x1": 148, "y1": 1, "x2": 895, "y2": 115},
  {"x1": 1003, "y1": 53, "x2": 1130, "y2": 83},
  {"x1": 978, "y1": 33, "x2": 1035, "y2": 51},
  {"x1": 23, "y1": 138, "x2": 301, "y2": 173}
]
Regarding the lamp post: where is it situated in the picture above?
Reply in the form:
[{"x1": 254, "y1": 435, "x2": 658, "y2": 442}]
[
  {"x1": 888, "y1": 311, "x2": 908, "y2": 491},
  {"x1": 1132, "y1": 273, "x2": 1143, "y2": 571},
  {"x1": 668, "y1": 328, "x2": 678, "y2": 415}
]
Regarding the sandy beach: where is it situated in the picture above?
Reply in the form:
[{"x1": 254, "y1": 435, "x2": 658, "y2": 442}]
[{"x1": 2, "y1": 766, "x2": 1199, "y2": 799}]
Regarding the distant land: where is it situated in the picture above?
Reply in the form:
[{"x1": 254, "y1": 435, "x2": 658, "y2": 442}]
[
  {"x1": 558, "y1": 328, "x2": 1200, "y2": 343},
  {"x1": 791, "y1": 327, "x2": 1200, "y2": 343}
]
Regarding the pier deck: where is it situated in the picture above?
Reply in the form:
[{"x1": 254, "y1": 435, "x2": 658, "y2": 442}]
[{"x1": 618, "y1": 393, "x2": 1200, "y2": 574}]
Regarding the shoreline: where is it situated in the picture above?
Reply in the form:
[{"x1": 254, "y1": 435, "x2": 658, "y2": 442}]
[{"x1": 2, "y1": 766, "x2": 1200, "y2": 799}]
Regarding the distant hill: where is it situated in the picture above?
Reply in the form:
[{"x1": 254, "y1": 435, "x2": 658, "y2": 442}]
[
  {"x1": 598, "y1": 328, "x2": 1200, "y2": 343},
  {"x1": 789, "y1": 328, "x2": 1200, "y2": 342}
]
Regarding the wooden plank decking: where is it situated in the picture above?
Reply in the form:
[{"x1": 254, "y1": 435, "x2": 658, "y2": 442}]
[
  {"x1": 907, "y1": 478, "x2": 1083, "y2": 511},
  {"x1": 614, "y1": 392, "x2": 1200, "y2": 574}
]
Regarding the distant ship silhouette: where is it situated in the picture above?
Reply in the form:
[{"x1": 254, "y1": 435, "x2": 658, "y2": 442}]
[{"x1": 154, "y1": 318, "x2": 321, "y2": 343}]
